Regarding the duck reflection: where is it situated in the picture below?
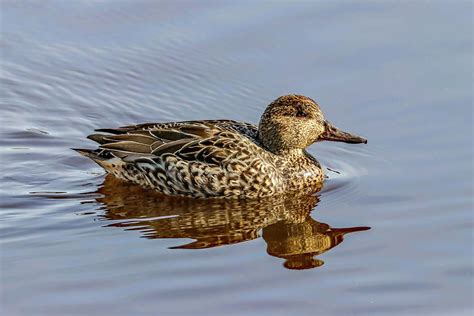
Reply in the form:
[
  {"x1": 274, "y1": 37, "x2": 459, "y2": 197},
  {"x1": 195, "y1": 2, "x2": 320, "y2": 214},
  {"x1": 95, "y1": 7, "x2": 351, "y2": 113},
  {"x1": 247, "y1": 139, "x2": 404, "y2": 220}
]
[{"x1": 95, "y1": 175, "x2": 370, "y2": 270}]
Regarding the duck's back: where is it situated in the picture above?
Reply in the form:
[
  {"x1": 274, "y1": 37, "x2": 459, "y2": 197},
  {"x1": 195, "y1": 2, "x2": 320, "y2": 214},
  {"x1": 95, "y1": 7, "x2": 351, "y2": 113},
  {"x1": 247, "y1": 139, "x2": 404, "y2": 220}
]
[{"x1": 75, "y1": 120, "x2": 282, "y2": 198}]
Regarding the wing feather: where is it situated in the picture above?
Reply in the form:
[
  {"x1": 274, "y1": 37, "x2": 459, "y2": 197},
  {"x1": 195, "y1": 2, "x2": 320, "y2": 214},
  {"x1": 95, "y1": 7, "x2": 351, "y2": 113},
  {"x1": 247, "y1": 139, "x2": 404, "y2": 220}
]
[
  {"x1": 149, "y1": 129, "x2": 198, "y2": 141},
  {"x1": 100, "y1": 141, "x2": 152, "y2": 154},
  {"x1": 151, "y1": 138, "x2": 194, "y2": 155},
  {"x1": 88, "y1": 133, "x2": 157, "y2": 145},
  {"x1": 87, "y1": 120, "x2": 260, "y2": 165}
]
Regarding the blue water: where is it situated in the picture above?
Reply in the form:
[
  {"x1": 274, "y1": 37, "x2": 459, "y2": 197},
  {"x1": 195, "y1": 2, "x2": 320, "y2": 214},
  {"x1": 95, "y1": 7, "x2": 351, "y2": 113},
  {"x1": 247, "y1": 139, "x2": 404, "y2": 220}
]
[{"x1": 1, "y1": 1, "x2": 472, "y2": 315}]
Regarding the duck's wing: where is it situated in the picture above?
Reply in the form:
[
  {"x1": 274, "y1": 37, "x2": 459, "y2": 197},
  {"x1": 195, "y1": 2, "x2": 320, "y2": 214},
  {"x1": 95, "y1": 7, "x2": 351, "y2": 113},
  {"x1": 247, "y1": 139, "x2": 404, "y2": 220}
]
[
  {"x1": 81, "y1": 120, "x2": 260, "y2": 165},
  {"x1": 96, "y1": 120, "x2": 258, "y2": 138}
]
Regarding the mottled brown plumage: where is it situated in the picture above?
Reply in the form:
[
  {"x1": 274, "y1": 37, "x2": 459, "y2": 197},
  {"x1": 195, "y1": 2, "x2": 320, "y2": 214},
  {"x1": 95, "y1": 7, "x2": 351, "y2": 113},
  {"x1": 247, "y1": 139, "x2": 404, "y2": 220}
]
[{"x1": 74, "y1": 94, "x2": 366, "y2": 199}]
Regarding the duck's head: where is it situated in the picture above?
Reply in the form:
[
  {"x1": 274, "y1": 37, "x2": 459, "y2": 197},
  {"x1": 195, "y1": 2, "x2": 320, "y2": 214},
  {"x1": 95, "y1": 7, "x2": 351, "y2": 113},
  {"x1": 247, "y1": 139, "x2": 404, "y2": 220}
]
[{"x1": 258, "y1": 94, "x2": 367, "y2": 154}]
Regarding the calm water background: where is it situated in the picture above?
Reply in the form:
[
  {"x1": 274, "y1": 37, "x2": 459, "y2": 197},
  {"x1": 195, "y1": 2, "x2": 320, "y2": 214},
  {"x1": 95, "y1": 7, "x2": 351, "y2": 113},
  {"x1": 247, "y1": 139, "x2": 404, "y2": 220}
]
[{"x1": 1, "y1": 1, "x2": 473, "y2": 315}]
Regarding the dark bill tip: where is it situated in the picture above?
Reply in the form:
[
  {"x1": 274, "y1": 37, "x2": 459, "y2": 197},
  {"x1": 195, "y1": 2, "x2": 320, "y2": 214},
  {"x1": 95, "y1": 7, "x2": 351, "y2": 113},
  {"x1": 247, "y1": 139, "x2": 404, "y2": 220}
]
[{"x1": 320, "y1": 121, "x2": 367, "y2": 144}]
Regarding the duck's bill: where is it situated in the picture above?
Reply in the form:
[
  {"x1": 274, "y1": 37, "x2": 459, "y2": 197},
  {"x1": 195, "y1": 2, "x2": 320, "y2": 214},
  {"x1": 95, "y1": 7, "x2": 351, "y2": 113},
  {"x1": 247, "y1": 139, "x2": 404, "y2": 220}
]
[{"x1": 320, "y1": 121, "x2": 367, "y2": 144}]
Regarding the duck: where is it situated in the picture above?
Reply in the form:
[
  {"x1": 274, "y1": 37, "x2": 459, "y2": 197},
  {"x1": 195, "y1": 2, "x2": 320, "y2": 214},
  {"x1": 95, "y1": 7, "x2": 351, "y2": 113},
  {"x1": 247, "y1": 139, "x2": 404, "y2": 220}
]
[{"x1": 74, "y1": 94, "x2": 367, "y2": 199}]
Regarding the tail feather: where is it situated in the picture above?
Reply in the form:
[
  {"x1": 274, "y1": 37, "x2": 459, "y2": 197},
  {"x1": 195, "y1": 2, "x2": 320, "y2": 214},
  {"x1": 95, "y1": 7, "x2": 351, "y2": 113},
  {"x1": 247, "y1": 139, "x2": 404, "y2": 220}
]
[
  {"x1": 72, "y1": 148, "x2": 106, "y2": 162},
  {"x1": 87, "y1": 134, "x2": 111, "y2": 144},
  {"x1": 72, "y1": 147, "x2": 93, "y2": 156},
  {"x1": 94, "y1": 128, "x2": 130, "y2": 134},
  {"x1": 73, "y1": 147, "x2": 127, "y2": 177}
]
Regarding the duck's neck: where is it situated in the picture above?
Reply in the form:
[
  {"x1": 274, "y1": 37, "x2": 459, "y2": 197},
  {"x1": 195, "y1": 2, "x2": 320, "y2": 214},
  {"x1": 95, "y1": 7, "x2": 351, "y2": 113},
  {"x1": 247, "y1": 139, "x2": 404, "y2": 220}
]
[
  {"x1": 276, "y1": 149, "x2": 324, "y2": 193},
  {"x1": 277, "y1": 149, "x2": 321, "y2": 168},
  {"x1": 273, "y1": 148, "x2": 306, "y2": 157}
]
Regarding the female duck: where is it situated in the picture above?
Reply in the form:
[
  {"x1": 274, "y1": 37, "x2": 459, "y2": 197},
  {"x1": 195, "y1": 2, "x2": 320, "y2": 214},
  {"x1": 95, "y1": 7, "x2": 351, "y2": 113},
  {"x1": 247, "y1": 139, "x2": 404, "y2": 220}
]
[{"x1": 75, "y1": 95, "x2": 366, "y2": 198}]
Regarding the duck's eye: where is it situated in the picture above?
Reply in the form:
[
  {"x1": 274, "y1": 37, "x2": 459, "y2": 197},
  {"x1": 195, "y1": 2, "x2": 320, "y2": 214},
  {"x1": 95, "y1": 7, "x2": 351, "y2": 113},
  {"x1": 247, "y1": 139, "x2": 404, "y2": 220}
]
[{"x1": 296, "y1": 109, "x2": 307, "y2": 118}]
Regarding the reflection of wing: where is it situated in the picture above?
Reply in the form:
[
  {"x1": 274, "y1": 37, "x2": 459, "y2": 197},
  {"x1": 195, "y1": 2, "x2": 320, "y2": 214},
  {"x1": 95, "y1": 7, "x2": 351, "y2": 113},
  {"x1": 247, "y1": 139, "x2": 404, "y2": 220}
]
[
  {"x1": 97, "y1": 175, "x2": 316, "y2": 249},
  {"x1": 94, "y1": 176, "x2": 370, "y2": 269}
]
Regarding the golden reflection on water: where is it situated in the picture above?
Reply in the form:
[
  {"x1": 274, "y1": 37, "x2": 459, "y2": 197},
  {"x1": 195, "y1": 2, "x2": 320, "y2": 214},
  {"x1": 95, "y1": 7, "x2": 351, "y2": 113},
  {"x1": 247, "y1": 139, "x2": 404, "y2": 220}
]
[{"x1": 96, "y1": 175, "x2": 370, "y2": 270}]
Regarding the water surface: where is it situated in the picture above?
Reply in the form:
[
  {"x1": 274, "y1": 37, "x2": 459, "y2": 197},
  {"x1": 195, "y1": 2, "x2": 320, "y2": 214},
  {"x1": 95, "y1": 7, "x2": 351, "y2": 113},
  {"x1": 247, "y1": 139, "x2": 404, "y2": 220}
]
[{"x1": 1, "y1": 1, "x2": 472, "y2": 315}]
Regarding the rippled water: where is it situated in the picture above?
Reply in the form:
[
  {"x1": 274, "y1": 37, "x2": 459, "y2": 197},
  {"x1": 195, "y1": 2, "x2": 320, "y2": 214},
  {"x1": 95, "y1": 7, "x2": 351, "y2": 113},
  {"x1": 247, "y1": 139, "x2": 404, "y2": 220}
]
[{"x1": 1, "y1": 1, "x2": 472, "y2": 315}]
